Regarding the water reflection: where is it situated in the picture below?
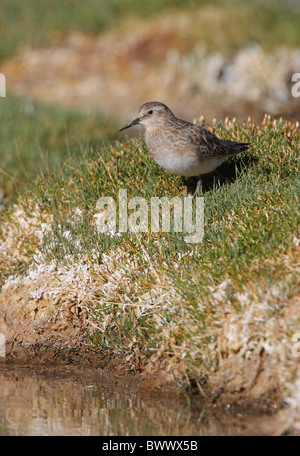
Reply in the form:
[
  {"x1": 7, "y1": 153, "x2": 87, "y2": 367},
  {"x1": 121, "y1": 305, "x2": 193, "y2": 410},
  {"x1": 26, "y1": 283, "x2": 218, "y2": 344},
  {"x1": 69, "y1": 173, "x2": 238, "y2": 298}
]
[{"x1": 0, "y1": 364, "x2": 287, "y2": 436}]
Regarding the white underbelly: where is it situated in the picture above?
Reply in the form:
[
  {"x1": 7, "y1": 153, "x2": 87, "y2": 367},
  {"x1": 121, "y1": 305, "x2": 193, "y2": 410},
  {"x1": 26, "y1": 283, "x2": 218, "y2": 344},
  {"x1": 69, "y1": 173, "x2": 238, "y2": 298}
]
[{"x1": 153, "y1": 154, "x2": 225, "y2": 177}]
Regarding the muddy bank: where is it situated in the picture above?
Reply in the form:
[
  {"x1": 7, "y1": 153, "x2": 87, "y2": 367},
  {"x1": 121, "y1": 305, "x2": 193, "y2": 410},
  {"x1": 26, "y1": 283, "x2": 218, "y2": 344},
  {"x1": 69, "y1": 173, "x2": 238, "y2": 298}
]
[
  {"x1": 0, "y1": 228, "x2": 299, "y2": 436},
  {"x1": 0, "y1": 205, "x2": 299, "y2": 411},
  {"x1": 0, "y1": 262, "x2": 293, "y2": 408}
]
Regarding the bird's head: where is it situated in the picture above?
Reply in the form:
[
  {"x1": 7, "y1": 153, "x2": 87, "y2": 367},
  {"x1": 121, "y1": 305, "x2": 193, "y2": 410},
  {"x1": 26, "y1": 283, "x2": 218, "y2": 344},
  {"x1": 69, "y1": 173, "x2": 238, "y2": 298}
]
[{"x1": 119, "y1": 101, "x2": 174, "y2": 132}]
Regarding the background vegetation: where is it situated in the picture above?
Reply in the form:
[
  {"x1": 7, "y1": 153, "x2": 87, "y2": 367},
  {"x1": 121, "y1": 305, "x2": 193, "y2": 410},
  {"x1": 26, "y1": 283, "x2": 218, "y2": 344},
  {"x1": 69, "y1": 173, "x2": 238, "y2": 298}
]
[
  {"x1": 1, "y1": 0, "x2": 300, "y2": 62},
  {"x1": 1, "y1": 0, "x2": 299, "y2": 198}
]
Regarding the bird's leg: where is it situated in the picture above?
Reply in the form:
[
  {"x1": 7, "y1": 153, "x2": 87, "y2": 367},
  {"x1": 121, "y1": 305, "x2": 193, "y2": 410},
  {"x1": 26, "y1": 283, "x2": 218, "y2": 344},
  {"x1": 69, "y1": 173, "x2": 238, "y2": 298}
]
[
  {"x1": 193, "y1": 176, "x2": 203, "y2": 198},
  {"x1": 182, "y1": 176, "x2": 189, "y2": 197}
]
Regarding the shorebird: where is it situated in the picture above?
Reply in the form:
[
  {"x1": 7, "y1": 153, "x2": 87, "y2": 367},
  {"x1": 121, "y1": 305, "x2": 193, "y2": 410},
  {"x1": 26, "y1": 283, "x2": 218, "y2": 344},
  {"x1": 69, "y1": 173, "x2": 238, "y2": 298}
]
[{"x1": 120, "y1": 101, "x2": 249, "y2": 195}]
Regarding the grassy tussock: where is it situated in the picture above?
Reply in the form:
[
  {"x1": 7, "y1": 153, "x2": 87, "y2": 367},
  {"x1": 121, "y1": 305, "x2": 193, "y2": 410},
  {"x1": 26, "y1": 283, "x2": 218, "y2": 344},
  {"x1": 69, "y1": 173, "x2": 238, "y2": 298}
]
[{"x1": 0, "y1": 115, "x2": 299, "y2": 384}]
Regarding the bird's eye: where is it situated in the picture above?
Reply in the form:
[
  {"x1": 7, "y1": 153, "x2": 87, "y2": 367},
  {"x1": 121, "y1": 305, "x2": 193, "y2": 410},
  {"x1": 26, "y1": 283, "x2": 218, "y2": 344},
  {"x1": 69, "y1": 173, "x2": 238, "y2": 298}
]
[{"x1": 148, "y1": 110, "x2": 153, "y2": 115}]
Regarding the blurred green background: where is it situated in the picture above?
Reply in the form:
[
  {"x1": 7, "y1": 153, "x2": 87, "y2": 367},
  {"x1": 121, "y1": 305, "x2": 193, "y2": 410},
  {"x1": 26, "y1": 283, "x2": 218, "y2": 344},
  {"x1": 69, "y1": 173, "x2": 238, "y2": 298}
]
[
  {"x1": 0, "y1": 0, "x2": 299, "y2": 60},
  {"x1": 0, "y1": 0, "x2": 299, "y2": 199}
]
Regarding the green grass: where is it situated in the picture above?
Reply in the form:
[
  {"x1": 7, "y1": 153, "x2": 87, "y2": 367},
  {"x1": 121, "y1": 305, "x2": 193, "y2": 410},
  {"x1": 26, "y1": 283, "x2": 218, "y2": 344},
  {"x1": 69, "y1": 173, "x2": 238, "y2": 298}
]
[
  {"x1": 1, "y1": 115, "x2": 299, "y2": 376},
  {"x1": 32, "y1": 117, "x2": 299, "y2": 270},
  {"x1": 0, "y1": 96, "x2": 116, "y2": 198},
  {"x1": 0, "y1": 0, "x2": 299, "y2": 61}
]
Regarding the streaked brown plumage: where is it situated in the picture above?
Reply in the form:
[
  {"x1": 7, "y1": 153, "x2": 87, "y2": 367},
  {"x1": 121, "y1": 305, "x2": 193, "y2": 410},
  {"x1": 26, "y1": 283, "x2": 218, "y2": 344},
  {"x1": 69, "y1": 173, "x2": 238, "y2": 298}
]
[{"x1": 120, "y1": 101, "x2": 249, "y2": 195}]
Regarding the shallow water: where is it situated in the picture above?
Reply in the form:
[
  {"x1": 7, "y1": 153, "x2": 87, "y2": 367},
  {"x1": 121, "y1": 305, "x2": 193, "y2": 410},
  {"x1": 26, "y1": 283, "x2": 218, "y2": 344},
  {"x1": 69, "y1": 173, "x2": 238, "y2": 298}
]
[{"x1": 0, "y1": 363, "x2": 287, "y2": 436}]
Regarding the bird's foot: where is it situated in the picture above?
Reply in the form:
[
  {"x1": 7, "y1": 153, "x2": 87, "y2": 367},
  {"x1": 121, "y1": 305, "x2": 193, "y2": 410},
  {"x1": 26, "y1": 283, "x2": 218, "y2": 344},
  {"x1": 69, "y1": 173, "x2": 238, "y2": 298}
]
[
  {"x1": 182, "y1": 177, "x2": 189, "y2": 197},
  {"x1": 192, "y1": 177, "x2": 203, "y2": 198}
]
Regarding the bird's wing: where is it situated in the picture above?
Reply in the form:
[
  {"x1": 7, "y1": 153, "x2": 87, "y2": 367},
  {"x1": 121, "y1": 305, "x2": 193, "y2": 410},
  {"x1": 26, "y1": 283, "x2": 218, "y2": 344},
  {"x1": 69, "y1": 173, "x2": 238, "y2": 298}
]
[{"x1": 176, "y1": 120, "x2": 249, "y2": 157}]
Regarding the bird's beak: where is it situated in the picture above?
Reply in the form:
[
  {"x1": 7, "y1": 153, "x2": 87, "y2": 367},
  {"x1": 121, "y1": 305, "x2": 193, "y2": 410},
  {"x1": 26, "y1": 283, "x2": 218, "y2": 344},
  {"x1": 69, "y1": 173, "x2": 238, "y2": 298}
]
[{"x1": 119, "y1": 117, "x2": 140, "y2": 132}]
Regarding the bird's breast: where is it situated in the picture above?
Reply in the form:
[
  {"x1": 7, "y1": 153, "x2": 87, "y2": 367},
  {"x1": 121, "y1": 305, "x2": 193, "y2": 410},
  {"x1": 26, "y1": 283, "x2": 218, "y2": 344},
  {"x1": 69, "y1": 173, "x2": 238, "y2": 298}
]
[{"x1": 145, "y1": 131, "x2": 223, "y2": 176}]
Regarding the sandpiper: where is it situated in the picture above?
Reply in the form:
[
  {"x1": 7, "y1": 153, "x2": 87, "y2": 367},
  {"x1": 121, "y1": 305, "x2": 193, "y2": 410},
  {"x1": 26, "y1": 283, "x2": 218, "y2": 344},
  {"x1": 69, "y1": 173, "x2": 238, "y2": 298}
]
[{"x1": 120, "y1": 101, "x2": 249, "y2": 195}]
